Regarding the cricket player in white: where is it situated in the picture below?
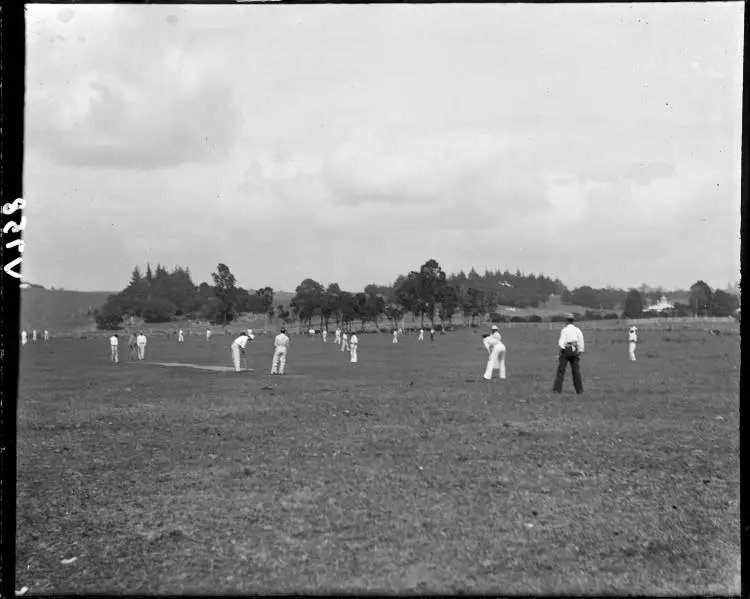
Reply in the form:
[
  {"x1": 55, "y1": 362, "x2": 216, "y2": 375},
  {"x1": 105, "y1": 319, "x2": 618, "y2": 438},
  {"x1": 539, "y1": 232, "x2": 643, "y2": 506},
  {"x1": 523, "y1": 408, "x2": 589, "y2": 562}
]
[
  {"x1": 178, "y1": 329, "x2": 184, "y2": 343},
  {"x1": 271, "y1": 328, "x2": 290, "y2": 375},
  {"x1": 349, "y1": 333, "x2": 359, "y2": 363},
  {"x1": 231, "y1": 330, "x2": 255, "y2": 372},
  {"x1": 392, "y1": 329, "x2": 398, "y2": 344},
  {"x1": 335, "y1": 328, "x2": 341, "y2": 344},
  {"x1": 136, "y1": 332, "x2": 148, "y2": 360},
  {"x1": 109, "y1": 334, "x2": 120, "y2": 364},
  {"x1": 206, "y1": 329, "x2": 212, "y2": 343},
  {"x1": 628, "y1": 326, "x2": 638, "y2": 361},
  {"x1": 32, "y1": 329, "x2": 38, "y2": 343},
  {"x1": 21, "y1": 330, "x2": 27, "y2": 345},
  {"x1": 43, "y1": 330, "x2": 50, "y2": 343},
  {"x1": 308, "y1": 328, "x2": 315, "y2": 337},
  {"x1": 482, "y1": 326, "x2": 507, "y2": 380},
  {"x1": 418, "y1": 328, "x2": 424, "y2": 341},
  {"x1": 322, "y1": 329, "x2": 328, "y2": 343},
  {"x1": 341, "y1": 332, "x2": 349, "y2": 352}
]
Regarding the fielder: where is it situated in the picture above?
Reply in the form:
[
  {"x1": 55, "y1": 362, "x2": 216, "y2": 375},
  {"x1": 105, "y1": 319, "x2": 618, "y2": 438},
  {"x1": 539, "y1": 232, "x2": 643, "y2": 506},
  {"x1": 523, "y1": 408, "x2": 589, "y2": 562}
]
[
  {"x1": 178, "y1": 329, "x2": 184, "y2": 343},
  {"x1": 43, "y1": 330, "x2": 50, "y2": 343},
  {"x1": 21, "y1": 330, "x2": 27, "y2": 345},
  {"x1": 230, "y1": 329, "x2": 255, "y2": 372},
  {"x1": 109, "y1": 333, "x2": 120, "y2": 364},
  {"x1": 349, "y1": 332, "x2": 359, "y2": 363},
  {"x1": 418, "y1": 328, "x2": 424, "y2": 341},
  {"x1": 32, "y1": 329, "x2": 38, "y2": 343},
  {"x1": 322, "y1": 329, "x2": 328, "y2": 343},
  {"x1": 392, "y1": 329, "x2": 398, "y2": 344},
  {"x1": 552, "y1": 313, "x2": 584, "y2": 394},
  {"x1": 271, "y1": 327, "x2": 290, "y2": 375},
  {"x1": 430, "y1": 328, "x2": 436, "y2": 341},
  {"x1": 335, "y1": 328, "x2": 341, "y2": 344},
  {"x1": 341, "y1": 332, "x2": 349, "y2": 352},
  {"x1": 482, "y1": 325, "x2": 507, "y2": 380},
  {"x1": 206, "y1": 329, "x2": 212, "y2": 344},
  {"x1": 136, "y1": 332, "x2": 148, "y2": 361},
  {"x1": 128, "y1": 332, "x2": 138, "y2": 360},
  {"x1": 628, "y1": 326, "x2": 638, "y2": 361}
]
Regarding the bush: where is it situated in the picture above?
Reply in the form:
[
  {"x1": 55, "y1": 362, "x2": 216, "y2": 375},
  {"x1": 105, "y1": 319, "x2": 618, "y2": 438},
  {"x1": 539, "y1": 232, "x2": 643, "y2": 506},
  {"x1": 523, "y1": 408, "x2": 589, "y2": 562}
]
[
  {"x1": 602, "y1": 312, "x2": 619, "y2": 320},
  {"x1": 550, "y1": 314, "x2": 568, "y2": 323},
  {"x1": 527, "y1": 314, "x2": 543, "y2": 323},
  {"x1": 94, "y1": 309, "x2": 124, "y2": 330},
  {"x1": 490, "y1": 314, "x2": 510, "y2": 323},
  {"x1": 584, "y1": 310, "x2": 602, "y2": 321},
  {"x1": 510, "y1": 316, "x2": 527, "y2": 323}
]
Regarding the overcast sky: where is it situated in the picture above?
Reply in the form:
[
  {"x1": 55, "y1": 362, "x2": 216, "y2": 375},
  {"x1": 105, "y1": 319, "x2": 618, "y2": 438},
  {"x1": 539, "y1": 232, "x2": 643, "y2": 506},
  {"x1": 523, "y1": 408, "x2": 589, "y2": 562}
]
[{"x1": 24, "y1": 3, "x2": 742, "y2": 293}]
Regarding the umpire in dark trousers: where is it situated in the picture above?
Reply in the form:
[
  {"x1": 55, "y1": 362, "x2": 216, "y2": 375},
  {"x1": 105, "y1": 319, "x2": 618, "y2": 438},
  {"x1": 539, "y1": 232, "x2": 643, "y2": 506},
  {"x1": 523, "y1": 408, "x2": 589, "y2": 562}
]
[{"x1": 553, "y1": 313, "x2": 584, "y2": 394}]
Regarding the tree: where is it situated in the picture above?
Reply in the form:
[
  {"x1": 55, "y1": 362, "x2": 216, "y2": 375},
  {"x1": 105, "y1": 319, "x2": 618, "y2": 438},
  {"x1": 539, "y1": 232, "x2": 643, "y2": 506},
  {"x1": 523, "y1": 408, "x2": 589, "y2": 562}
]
[
  {"x1": 394, "y1": 272, "x2": 425, "y2": 325},
  {"x1": 142, "y1": 298, "x2": 177, "y2": 323},
  {"x1": 291, "y1": 278, "x2": 325, "y2": 328},
  {"x1": 417, "y1": 259, "x2": 447, "y2": 326},
  {"x1": 711, "y1": 289, "x2": 739, "y2": 317},
  {"x1": 211, "y1": 263, "x2": 238, "y2": 324},
  {"x1": 622, "y1": 289, "x2": 644, "y2": 319},
  {"x1": 94, "y1": 295, "x2": 125, "y2": 330},
  {"x1": 255, "y1": 286, "x2": 275, "y2": 330},
  {"x1": 438, "y1": 285, "x2": 460, "y2": 324},
  {"x1": 689, "y1": 280, "x2": 713, "y2": 316}
]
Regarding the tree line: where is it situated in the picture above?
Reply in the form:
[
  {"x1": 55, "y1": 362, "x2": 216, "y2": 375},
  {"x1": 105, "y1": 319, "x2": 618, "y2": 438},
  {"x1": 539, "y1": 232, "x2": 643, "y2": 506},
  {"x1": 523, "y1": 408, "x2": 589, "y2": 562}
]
[{"x1": 94, "y1": 260, "x2": 740, "y2": 330}]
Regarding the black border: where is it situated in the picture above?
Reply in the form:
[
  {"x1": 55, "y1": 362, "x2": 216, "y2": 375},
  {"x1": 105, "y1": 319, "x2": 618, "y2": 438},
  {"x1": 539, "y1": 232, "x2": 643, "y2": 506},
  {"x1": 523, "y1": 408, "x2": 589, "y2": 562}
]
[
  {"x1": 1, "y1": 3, "x2": 746, "y2": 598},
  {"x1": 1, "y1": 0, "x2": 25, "y2": 595}
]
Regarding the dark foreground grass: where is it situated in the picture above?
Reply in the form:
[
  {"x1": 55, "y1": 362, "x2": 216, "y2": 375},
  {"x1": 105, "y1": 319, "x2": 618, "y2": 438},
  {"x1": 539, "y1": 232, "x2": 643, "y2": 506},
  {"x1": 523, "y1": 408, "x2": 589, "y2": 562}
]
[{"x1": 16, "y1": 327, "x2": 740, "y2": 594}]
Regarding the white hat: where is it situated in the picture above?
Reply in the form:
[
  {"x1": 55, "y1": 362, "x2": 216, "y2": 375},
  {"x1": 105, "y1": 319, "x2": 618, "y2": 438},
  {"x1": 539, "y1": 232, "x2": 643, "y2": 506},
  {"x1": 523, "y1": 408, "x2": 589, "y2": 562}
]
[{"x1": 491, "y1": 325, "x2": 498, "y2": 331}]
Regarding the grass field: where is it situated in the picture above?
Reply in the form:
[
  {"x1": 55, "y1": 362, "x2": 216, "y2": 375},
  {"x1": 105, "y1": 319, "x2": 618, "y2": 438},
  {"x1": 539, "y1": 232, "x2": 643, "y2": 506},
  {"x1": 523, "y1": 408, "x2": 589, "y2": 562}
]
[{"x1": 16, "y1": 325, "x2": 740, "y2": 594}]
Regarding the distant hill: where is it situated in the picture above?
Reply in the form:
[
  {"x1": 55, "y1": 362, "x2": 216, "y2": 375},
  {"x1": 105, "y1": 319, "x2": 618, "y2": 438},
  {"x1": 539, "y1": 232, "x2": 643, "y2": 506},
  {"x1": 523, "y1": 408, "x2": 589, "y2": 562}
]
[{"x1": 20, "y1": 287, "x2": 113, "y2": 333}]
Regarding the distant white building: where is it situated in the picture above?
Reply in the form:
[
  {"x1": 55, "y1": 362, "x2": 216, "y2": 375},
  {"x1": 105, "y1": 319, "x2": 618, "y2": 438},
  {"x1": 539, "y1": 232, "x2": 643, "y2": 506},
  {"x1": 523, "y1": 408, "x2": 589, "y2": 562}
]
[{"x1": 645, "y1": 295, "x2": 674, "y2": 312}]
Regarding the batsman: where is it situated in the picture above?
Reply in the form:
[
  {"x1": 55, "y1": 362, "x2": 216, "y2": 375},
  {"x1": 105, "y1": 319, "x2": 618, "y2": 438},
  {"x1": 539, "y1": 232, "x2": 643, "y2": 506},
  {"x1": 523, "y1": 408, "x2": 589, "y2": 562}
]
[{"x1": 230, "y1": 329, "x2": 255, "y2": 372}]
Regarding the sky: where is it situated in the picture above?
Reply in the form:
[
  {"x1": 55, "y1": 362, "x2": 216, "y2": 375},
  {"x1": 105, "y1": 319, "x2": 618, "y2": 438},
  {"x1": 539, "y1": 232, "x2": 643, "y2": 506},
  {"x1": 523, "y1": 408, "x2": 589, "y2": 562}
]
[{"x1": 23, "y1": 2, "x2": 743, "y2": 294}]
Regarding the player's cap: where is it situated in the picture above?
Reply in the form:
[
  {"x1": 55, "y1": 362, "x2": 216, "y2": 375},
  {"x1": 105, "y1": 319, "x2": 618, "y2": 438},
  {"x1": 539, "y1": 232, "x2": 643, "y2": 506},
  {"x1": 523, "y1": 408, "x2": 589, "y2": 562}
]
[
  {"x1": 280, "y1": 328, "x2": 286, "y2": 334},
  {"x1": 247, "y1": 329, "x2": 253, "y2": 336},
  {"x1": 491, "y1": 325, "x2": 498, "y2": 331},
  {"x1": 565, "y1": 313, "x2": 575, "y2": 321}
]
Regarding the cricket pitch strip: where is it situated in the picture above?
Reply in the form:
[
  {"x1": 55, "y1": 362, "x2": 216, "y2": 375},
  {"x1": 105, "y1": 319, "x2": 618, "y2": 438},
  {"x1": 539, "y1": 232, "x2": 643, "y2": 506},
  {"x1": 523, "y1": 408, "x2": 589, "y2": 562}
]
[{"x1": 152, "y1": 362, "x2": 253, "y2": 372}]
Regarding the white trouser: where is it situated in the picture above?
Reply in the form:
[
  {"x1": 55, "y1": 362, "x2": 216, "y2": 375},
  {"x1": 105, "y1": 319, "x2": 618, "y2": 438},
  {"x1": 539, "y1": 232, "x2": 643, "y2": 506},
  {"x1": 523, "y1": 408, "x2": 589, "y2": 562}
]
[
  {"x1": 392, "y1": 336, "x2": 398, "y2": 344},
  {"x1": 231, "y1": 344, "x2": 242, "y2": 371},
  {"x1": 341, "y1": 340, "x2": 348, "y2": 351},
  {"x1": 272, "y1": 347, "x2": 287, "y2": 374},
  {"x1": 418, "y1": 332, "x2": 424, "y2": 341},
  {"x1": 111, "y1": 346, "x2": 119, "y2": 363},
  {"x1": 178, "y1": 333, "x2": 184, "y2": 342},
  {"x1": 629, "y1": 341, "x2": 636, "y2": 361},
  {"x1": 350, "y1": 345, "x2": 358, "y2": 363},
  {"x1": 322, "y1": 331, "x2": 327, "y2": 343},
  {"x1": 137, "y1": 344, "x2": 146, "y2": 360},
  {"x1": 483, "y1": 344, "x2": 506, "y2": 379},
  {"x1": 335, "y1": 333, "x2": 341, "y2": 344},
  {"x1": 21, "y1": 337, "x2": 27, "y2": 346}
]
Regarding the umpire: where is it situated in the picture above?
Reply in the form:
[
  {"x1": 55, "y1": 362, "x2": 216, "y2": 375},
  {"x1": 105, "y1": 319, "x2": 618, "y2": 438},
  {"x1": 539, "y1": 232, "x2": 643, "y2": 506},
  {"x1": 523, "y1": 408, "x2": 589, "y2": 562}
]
[{"x1": 552, "y1": 313, "x2": 584, "y2": 394}]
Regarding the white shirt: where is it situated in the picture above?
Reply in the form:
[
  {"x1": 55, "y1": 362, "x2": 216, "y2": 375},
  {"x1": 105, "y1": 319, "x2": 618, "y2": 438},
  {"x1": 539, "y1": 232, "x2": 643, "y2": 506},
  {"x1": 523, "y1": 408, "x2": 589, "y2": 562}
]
[
  {"x1": 206, "y1": 330, "x2": 212, "y2": 337},
  {"x1": 21, "y1": 331, "x2": 27, "y2": 339},
  {"x1": 232, "y1": 334, "x2": 253, "y2": 349},
  {"x1": 109, "y1": 336, "x2": 119, "y2": 346},
  {"x1": 274, "y1": 333, "x2": 290, "y2": 348},
  {"x1": 350, "y1": 334, "x2": 359, "y2": 346},
  {"x1": 136, "y1": 334, "x2": 147, "y2": 346},
  {"x1": 628, "y1": 330, "x2": 638, "y2": 342},
  {"x1": 558, "y1": 324, "x2": 584, "y2": 352},
  {"x1": 483, "y1": 332, "x2": 503, "y2": 352},
  {"x1": 342, "y1": 333, "x2": 348, "y2": 341}
]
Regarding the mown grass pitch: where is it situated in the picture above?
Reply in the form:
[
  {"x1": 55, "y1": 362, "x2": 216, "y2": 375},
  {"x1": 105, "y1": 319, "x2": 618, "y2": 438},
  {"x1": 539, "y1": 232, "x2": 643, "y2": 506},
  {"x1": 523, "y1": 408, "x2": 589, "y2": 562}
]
[{"x1": 16, "y1": 326, "x2": 740, "y2": 594}]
